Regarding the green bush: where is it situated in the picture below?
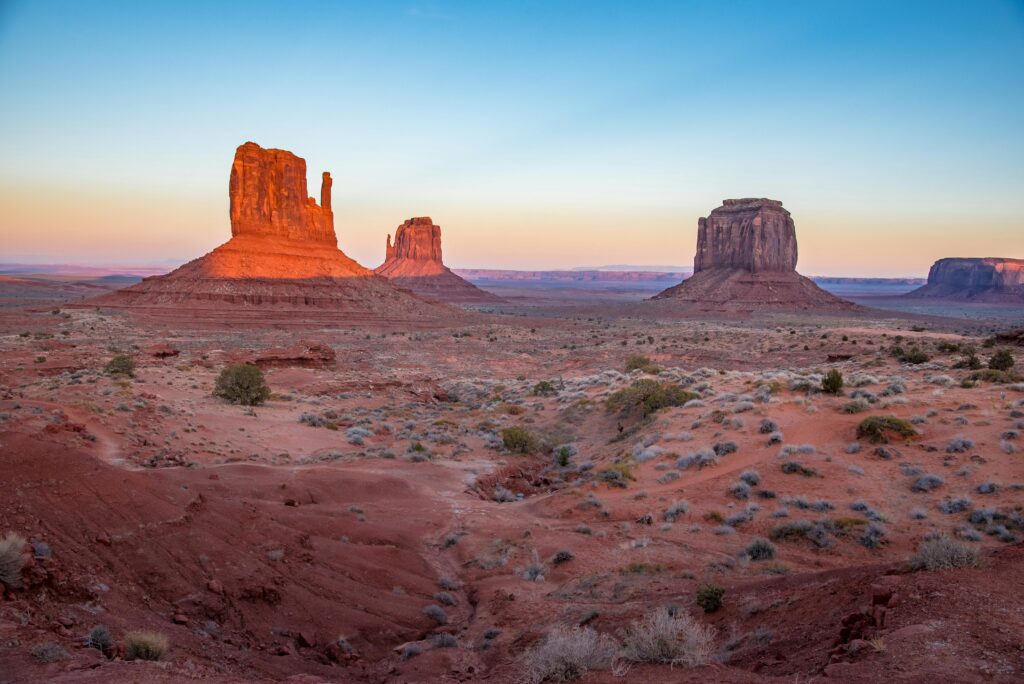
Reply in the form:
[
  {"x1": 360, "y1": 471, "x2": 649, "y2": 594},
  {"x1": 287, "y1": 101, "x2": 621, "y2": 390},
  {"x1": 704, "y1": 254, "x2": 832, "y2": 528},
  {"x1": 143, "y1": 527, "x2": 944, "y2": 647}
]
[
  {"x1": 989, "y1": 349, "x2": 1015, "y2": 371},
  {"x1": 531, "y1": 380, "x2": 558, "y2": 396},
  {"x1": 606, "y1": 379, "x2": 698, "y2": 419},
  {"x1": 501, "y1": 427, "x2": 539, "y2": 454},
  {"x1": 213, "y1": 364, "x2": 270, "y2": 406},
  {"x1": 625, "y1": 355, "x2": 660, "y2": 374},
  {"x1": 104, "y1": 354, "x2": 135, "y2": 377},
  {"x1": 695, "y1": 583, "x2": 724, "y2": 613},
  {"x1": 856, "y1": 415, "x2": 917, "y2": 444},
  {"x1": 821, "y1": 369, "x2": 843, "y2": 395},
  {"x1": 894, "y1": 346, "x2": 929, "y2": 364}
]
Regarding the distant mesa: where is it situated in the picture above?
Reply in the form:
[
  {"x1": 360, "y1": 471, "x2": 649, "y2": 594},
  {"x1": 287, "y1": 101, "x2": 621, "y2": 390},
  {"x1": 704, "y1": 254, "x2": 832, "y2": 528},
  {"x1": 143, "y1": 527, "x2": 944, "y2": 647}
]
[
  {"x1": 89, "y1": 142, "x2": 448, "y2": 322},
  {"x1": 375, "y1": 217, "x2": 504, "y2": 304},
  {"x1": 652, "y1": 198, "x2": 856, "y2": 311},
  {"x1": 906, "y1": 257, "x2": 1024, "y2": 302}
]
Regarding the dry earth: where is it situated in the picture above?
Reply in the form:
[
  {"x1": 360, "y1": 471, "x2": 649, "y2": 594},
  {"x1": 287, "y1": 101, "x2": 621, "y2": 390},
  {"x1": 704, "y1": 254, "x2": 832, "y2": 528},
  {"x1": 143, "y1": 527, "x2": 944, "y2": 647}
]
[{"x1": 1, "y1": 294, "x2": 1022, "y2": 683}]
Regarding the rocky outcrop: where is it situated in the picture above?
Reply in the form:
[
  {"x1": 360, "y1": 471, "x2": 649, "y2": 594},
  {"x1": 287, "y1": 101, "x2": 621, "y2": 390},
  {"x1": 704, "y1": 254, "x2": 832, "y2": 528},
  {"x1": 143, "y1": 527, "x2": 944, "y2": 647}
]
[
  {"x1": 907, "y1": 258, "x2": 1024, "y2": 302},
  {"x1": 88, "y1": 143, "x2": 454, "y2": 323},
  {"x1": 653, "y1": 199, "x2": 856, "y2": 311},
  {"x1": 229, "y1": 142, "x2": 336, "y2": 246},
  {"x1": 375, "y1": 217, "x2": 503, "y2": 304},
  {"x1": 694, "y1": 198, "x2": 797, "y2": 273}
]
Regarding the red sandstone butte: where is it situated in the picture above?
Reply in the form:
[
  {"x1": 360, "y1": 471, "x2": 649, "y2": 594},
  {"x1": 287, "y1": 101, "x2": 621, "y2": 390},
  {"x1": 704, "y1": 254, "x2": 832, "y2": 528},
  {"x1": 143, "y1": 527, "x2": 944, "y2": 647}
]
[
  {"x1": 907, "y1": 257, "x2": 1024, "y2": 302},
  {"x1": 652, "y1": 198, "x2": 856, "y2": 311},
  {"x1": 375, "y1": 217, "x2": 504, "y2": 304},
  {"x1": 88, "y1": 143, "x2": 451, "y2": 323}
]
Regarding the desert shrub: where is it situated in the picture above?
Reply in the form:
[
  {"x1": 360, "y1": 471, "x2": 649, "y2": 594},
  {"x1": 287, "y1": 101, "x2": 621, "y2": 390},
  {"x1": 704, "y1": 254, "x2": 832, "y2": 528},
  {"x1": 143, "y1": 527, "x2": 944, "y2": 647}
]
[
  {"x1": 532, "y1": 380, "x2": 558, "y2": 396},
  {"x1": 894, "y1": 346, "x2": 930, "y2": 364},
  {"x1": 32, "y1": 642, "x2": 69, "y2": 663},
  {"x1": 620, "y1": 607, "x2": 715, "y2": 667},
  {"x1": 745, "y1": 537, "x2": 776, "y2": 561},
  {"x1": 913, "y1": 474, "x2": 944, "y2": 492},
  {"x1": 695, "y1": 584, "x2": 725, "y2": 613},
  {"x1": 910, "y1": 536, "x2": 980, "y2": 571},
  {"x1": 663, "y1": 500, "x2": 689, "y2": 522},
  {"x1": 87, "y1": 625, "x2": 113, "y2": 654},
  {"x1": 771, "y1": 520, "x2": 831, "y2": 547},
  {"x1": 729, "y1": 482, "x2": 750, "y2": 500},
  {"x1": 521, "y1": 625, "x2": 617, "y2": 684},
  {"x1": 946, "y1": 437, "x2": 974, "y2": 453},
  {"x1": 977, "y1": 481, "x2": 998, "y2": 495},
  {"x1": 842, "y1": 398, "x2": 871, "y2": 414},
  {"x1": 989, "y1": 349, "x2": 1015, "y2": 371},
  {"x1": 856, "y1": 415, "x2": 917, "y2": 443},
  {"x1": 758, "y1": 418, "x2": 778, "y2": 434},
  {"x1": 606, "y1": 379, "x2": 698, "y2": 419},
  {"x1": 739, "y1": 469, "x2": 760, "y2": 486},
  {"x1": 938, "y1": 497, "x2": 972, "y2": 514},
  {"x1": 431, "y1": 633, "x2": 458, "y2": 648},
  {"x1": 552, "y1": 549, "x2": 574, "y2": 565},
  {"x1": 104, "y1": 354, "x2": 135, "y2": 377},
  {"x1": 433, "y1": 591, "x2": 456, "y2": 606},
  {"x1": 781, "y1": 461, "x2": 816, "y2": 477},
  {"x1": 423, "y1": 604, "x2": 447, "y2": 625},
  {"x1": 625, "y1": 355, "x2": 660, "y2": 374},
  {"x1": 502, "y1": 427, "x2": 539, "y2": 454},
  {"x1": 857, "y1": 524, "x2": 887, "y2": 549},
  {"x1": 953, "y1": 352, "x2": 983, "y2": 370},
  {"x1": 713, "y1": 441, "x2": 738, "y2": 457},
  {"x1": 213, "y1": 364, "x2": 270, "y2": 406},
  {"x1": 124, "y1": 630, "x2": 169, "y2": 661},
  {"x1": 821, "y1": 369, "x2": 843, "y2": 395},
  {"x1": 0, "y1": 532, "x2": 27, "y2": 590}
]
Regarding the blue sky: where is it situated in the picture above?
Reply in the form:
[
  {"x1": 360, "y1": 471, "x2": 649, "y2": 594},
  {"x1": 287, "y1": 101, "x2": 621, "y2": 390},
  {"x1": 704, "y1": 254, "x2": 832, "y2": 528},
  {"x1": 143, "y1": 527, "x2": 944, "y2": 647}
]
[{"x1": 1, "y1": 0, "x2": 1022, "y2": 275}]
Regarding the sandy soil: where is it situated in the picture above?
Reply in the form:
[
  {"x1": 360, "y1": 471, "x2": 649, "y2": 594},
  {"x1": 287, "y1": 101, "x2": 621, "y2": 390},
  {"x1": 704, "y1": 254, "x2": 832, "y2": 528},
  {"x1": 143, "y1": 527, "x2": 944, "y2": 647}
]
[{"x1": 1, "y1": 288, "x2": 1022, "y2": 683}]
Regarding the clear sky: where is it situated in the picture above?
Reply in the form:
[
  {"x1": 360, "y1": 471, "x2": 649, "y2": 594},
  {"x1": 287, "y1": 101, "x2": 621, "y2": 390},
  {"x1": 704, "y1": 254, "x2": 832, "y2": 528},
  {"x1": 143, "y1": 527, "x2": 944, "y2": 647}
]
[{"x1": 1, "y1": 1, "x2": 1022, "y2": 276}]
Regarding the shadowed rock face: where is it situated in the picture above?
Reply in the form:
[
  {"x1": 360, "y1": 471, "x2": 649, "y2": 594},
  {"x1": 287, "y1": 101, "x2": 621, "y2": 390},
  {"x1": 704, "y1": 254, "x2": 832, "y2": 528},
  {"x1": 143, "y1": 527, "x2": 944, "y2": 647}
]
[
  {"x1": 908, "y1": 258, "x2": 1024, "y2": 301},
  {"x1": 694, "y1": 198, "x2": 797, "y2": 273},
  {"x1": 653, "y1": 199, "x2": 855, "y2": 311},
  {"x1": 375, "y1": 218, "x2": 504, "y2": 304},
  {"x1": 229, "y1": 142, "x2": 336, "y2": 246}
]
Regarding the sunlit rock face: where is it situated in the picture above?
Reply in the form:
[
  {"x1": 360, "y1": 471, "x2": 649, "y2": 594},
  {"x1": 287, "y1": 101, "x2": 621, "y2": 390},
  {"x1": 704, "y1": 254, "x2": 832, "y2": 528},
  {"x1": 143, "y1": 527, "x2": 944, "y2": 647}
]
[
  {"x1": 653, "y1": 198, "x2": 856, "y2": 311},
  {"x1": 375, "y1": 217, "x2": 503, "y2": 304},
  {"x1": 908, "y1": 258, "x2": 1024, "y2": 301},
  {"x1": 86, "y1": 143, "x2": 453, "y2": 322},
  {"x1": 229, "y1": 142, "x2": 336, "y2": 246}
]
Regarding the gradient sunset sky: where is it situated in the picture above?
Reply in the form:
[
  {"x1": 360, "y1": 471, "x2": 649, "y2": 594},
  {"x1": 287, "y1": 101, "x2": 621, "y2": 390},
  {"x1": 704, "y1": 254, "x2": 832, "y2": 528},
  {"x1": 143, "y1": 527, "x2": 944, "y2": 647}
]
[{"x1": 1, "y1": 1, "x2": 1022, "y2": 276}]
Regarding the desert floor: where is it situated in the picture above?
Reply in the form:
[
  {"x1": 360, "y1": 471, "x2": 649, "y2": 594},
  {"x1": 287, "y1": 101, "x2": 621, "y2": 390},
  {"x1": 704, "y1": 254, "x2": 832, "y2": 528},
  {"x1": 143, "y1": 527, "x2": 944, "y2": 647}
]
[{"x1": 1, "y1": 292, "x2": 1022, "y2": 683}]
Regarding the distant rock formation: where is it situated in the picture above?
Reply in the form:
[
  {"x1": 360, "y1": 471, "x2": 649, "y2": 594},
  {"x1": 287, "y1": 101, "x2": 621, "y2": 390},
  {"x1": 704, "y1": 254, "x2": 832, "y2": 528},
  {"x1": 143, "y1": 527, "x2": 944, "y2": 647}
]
[
  {"x1": 375, "y1": 217, "x2": 503, "y2": 304},
  {"x1": 652, "y1": 198, "x2": 855, "y2": 311},
  {"x1": 88, "y1": 143, "x2": 450, "y2": 322},
  {"x1": 907, "y1": 258, "x2": 1024, "y2": 302}
]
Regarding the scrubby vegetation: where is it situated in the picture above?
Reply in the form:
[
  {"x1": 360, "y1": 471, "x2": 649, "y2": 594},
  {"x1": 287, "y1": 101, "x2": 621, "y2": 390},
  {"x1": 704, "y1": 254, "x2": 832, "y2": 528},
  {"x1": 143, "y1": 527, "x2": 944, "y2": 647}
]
[
  {"x1": 521, "y1": 626, "x2": 617, "y2": 683},
  {"x1": 605, "y1": 379, "x2": 698, "y2": 419},
  {"x1": 910, "y1": 536, "x2": 980, "y2": 571},
  {"x1": 624, "y1": 355, "x2": 661, "y2": 374},
  {"x1": 104, "y1": 354, "x2": 135, "y2": 377},
  {"x1": 124, "y1": 630, "x2": 169, "y2": 661},
  {"x1": 989, "y1": 349, "x2": 1015, "y2": 371},
  {"x1": 0, "y1": 532, "x2": 26, "y2": 590},
  {"x1": 821, "y1": 369, "x2": 843, "y2": 395},
  {"x1": 620, "y1": 608, "x2": 715, "y2": 667},
  {"x1": 856, "y1": 415, "x2": 917, "y2": 443},
  {"x1": 501, "y1": 426, "x2": 539, "y2": 454},
  {"x1": 695, "y1": 583, "x2": 724, "y2": 613},
  {"x1": 213, "y1": 363, "x2": 271, "y2": 405}
]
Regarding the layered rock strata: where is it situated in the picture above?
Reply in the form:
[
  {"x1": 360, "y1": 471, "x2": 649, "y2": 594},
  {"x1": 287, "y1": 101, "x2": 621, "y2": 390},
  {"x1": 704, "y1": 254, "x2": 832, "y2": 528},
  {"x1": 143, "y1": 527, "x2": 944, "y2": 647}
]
[
  {"x1": 907, "y1": 258, "x2": 1024, "y2": 302},
  {"x1": 90, "y1": 143, "x2": 449, "y2": 322},
  {"x1": 653, "y1": 198, "x2": 855, "y2": 311},
  {"x1": 375, "y1": 217, "x2": 503, "y2": 304}
]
